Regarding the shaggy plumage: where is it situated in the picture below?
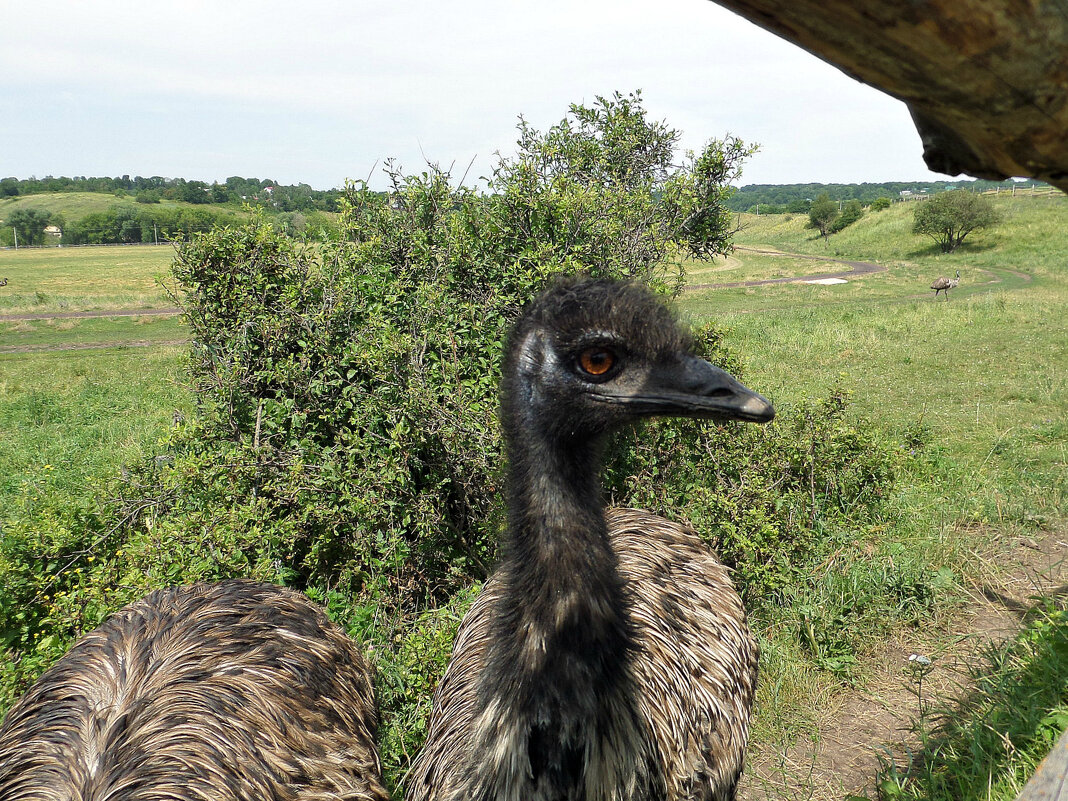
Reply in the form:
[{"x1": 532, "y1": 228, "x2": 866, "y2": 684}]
[
  {"x1": 931, "y1": 270, "x2": 961, "y2": 298},
  {"x1": 0, "y1": 580, "x2": 388, "y2": 801},
  {"x1": 406, "y1": 278, "x2": 773, "y2": 801}
]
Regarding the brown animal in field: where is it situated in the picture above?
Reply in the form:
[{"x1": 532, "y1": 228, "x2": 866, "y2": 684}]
[{"x1": 931, "y1": 270, "x2": 960, "y2": 298}]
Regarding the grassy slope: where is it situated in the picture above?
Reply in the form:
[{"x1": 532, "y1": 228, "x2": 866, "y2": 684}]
[
  {"x1": 678, "y1": 194, "x2": 1068, "y2": 799},
  {"x1": 0, "y1": 192, "x2": 226, "y2": 223}
]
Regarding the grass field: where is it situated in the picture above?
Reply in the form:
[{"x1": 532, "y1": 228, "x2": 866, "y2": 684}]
[
  {"x1": 0, "y1": 347, "x2": 189, "y2": 519},
  {"x1": 0, "y1": 244, "x2": 179, "y2": 314},
  {"x1": 0, "y1": 194, "x2": 1064, "y2": 800},
  {"x1": 677, "y1": 193, "x2": 1068, "y2": 799}
]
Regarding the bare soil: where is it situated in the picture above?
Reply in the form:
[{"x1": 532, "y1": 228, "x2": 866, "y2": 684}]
[
  {"x1": 0, "y1": 307, "x2": 181, "y2": 322},
  {"x1": 740, "y1": 530, "x2": 1068, "y2": 800}
]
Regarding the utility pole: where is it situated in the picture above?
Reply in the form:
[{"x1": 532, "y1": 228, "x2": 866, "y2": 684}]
[{"x1": 12, "y1": 227, "x2": 17, "y2": 250}]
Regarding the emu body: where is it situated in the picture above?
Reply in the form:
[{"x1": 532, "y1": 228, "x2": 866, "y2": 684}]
[
  {"x1": 931, "y1": 270, "x2": 960, "y2": 298},
  {"x1": 407, "y1": 278, "x2": 773, "y2": 801},
  {"x1": 0, "y1": 580, "x2": 387, "y2": 801}
]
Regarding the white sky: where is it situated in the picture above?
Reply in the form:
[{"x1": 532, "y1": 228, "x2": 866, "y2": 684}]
[{"x1": 1, "y1": 0, "x2": 954, "y2": 190}]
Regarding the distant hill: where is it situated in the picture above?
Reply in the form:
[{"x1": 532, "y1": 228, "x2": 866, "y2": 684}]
[{"x1": 725, "y1": 179, "x2": 1050, "y2": 212}]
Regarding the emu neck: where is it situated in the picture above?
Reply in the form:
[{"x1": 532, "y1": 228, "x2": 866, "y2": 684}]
[
  {"x1": 498, "y1": 421, "x2": 622, "y2": 658},
  {"x1": 474, "y1": 401, "x2": 644, "y2": 799}
]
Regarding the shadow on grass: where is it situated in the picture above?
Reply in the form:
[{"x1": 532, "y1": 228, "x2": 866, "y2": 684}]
[
  {"x1": 876, "y1": 596, "x2": 1068, "y2": 800},
  {"x1": 905, "y1": 240, "x2": 999, "y2": 260}
]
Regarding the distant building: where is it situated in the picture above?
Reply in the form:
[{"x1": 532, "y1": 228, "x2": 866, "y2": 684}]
[{"x1": 44, "y1": 225, "x2": 62, "y2": 237}]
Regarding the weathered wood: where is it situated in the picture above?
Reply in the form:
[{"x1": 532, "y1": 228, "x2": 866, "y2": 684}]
[
  {"x1": 708, "y1": 0, "x2": 1068, "y2": 192},
  {"x1": 1017, "y1": 728, "x2": 1068, "y2": 801}
]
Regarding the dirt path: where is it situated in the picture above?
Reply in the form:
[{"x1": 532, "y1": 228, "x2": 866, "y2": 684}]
[
  {"x1": 740, "y1": 529, "x2": 1068, "y2": 800},
  {"x1": 0, "y1": 339, "x2": 188, "y2": 354},
  {"x1": 687, "y1": 247, "x2": 886, "y2": 289},
  {"x1": 0, "y1": 307, "x2": 181, "y2": 322}
]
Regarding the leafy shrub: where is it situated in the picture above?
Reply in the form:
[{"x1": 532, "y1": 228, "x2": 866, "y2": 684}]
[
  {"x1": 830, "y1": 198, "x2": 864, "y2": 233},
  {"x1": 912, "y1": 190, "x2": 1002, "y2": 252}
]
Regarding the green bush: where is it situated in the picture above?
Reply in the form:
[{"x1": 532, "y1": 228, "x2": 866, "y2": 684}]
[{"x1": 830, "y1": 198, "x2": 864, "y2": 233}]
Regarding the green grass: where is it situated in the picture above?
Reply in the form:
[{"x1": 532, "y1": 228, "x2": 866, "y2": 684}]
[
  {"x1": 879, "y1": 607, "x2": 1068, "y2": 801},
  {"x1": 0, "y1": 192, "x2": 222, "y2": 225},
  {"x1": 0, "y1": 314, "x2": 186, "y2": 351},
  {"x1": 0, "y1": 244, "x2": 179, "y2": 313},
  {"x1": 677, "y1": 193, "x2": 1068, "y2": 797},
  {"x1": 0, "y1": 347, "x2": 189, "y2": 520}
]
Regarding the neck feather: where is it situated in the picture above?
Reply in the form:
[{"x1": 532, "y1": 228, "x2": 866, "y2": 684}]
[{"x1": 467, "y1": 399, "x2": 651, "y2": 800}]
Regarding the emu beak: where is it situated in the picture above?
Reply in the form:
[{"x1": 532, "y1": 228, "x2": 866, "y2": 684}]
[
  {"x1": 652, "y1": 356, "x2": 775, "y2": 423},
  {"x1": 597, "y1": 356, "x2": 774, "y2": 423}
]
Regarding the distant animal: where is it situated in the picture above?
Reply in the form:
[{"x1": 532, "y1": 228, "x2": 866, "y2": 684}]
[
  {"x1": 407, "y1": 277, "x2": 775, "y2": 801},
  {"x1": 0, "y1": 278, "x2": 8, "y2": 287},
  {"x1": 931, "y1": 270, "x2": 961, "y2": 298},
  {"x1": 0, "y1": 580, "x2": 388, "y2": 801}
]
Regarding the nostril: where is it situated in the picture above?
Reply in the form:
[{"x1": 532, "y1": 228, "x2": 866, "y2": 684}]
[{"x1": 706, "y1": 387, "x2": 734, "y2": 398}]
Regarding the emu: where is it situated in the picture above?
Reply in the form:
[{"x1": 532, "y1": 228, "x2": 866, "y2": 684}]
[
  {"x1": 931, "y1": 270, "x2": 960, "y2": 299},
  {"x1": 0, "y1": 580, "x2": 388, "y2": 801},
  {"x1": 407, "y1": 278, "x2": 774, "y2": 801}
]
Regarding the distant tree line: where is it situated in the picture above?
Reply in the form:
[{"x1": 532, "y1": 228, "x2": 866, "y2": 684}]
[
  {"x1": 0, "y1": 175, "x2": 342, "y2": 212},
  {"x1": 726, "y1": 178, "x2": 1048, "y2": 213}
]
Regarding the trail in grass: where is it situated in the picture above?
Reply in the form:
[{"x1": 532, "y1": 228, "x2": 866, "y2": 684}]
[
  {"x1": 0, "y1": 307, "x2": 181, "y2": 321},
  {"x1": 686, "y1": 246, "x2": 886, "y2": 289},
  {"x1": 740, "y1": 529, "x2": 1068, "y2": 800},
  {"x1": 0, "y1": 339, "x2": 187, "y2": 354}
]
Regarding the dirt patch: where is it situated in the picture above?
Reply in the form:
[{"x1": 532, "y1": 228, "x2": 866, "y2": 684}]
[
  {"x1": 0, "y1": 307, "x2": 181, "y2": 322},
  {"x1": 686, "y1": 247, "x2": 886, "y2": 290},
  {"x1": 740, "y1": 530, "x2": 1068, "y2": 800}
]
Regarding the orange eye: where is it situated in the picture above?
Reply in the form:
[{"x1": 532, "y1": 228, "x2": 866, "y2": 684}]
[{"x1": 578, "y1": 347, "x2": 616, "y2": 377}]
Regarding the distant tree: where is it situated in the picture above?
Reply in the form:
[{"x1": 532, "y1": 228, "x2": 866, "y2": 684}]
[
  {"x1": 136, "y1": 190, "x2": 162, "y2": 204},
  {"x1": 829, "y1": 198, "x2": 864, "y2": 233},
  {"x1": 912, "y1": 190, "x2": 1001, "y2": 252},
  {"x1": 7, "y1": 208, "x2": 52, "y2": 245},
  {"x1": 808, "y1": 193, "x2": 839, "y2": 238},
  {"x1": 0, "y1": 178, "x2": 18, "y2": 197},
  {"x1": 870, "y1": 196, "x2": 892, "y2": 211}
]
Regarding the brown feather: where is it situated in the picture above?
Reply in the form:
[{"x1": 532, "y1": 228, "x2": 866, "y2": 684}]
[
  {"x1": 0, "y1": 580, "x2": 388, "y2": 801},
  {"x1": 407, "y1": 508, "x2": 757, "y2": 801}
]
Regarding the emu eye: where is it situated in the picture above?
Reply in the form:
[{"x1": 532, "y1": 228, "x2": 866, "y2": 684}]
[{"x1": 578, "y1": 347, "x2": 617, "y2": 377}]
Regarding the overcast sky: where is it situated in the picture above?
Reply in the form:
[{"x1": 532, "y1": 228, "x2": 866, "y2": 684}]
[{"x1": 2, "y1": 0, "x2": 955, "y2": 190}]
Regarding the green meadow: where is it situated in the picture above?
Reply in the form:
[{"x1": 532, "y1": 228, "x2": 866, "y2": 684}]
[
  {"x1": 678, "y1": 193, "x2": 1067, "y2": 799},
  {"x1": 0, "y1": 191, "x2": 1064, "y2": 799},
  {"x1": 0, "y1": 244, "x2": 179, "y2": 314}
]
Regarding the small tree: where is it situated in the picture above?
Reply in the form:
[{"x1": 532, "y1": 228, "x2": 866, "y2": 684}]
[
  {"x1": 870, "y1": 196, "x2": 892, "y2": 212},
  {"x1": 808, "y1": 193, "x2": 838, "y2": 238},
  {"x1": 912, "y1": 190, "x2": 1001, "y2": 252},
  {"x1": 7, "y1": 208, "x2": 52, "y2": 246},
  {"x1": 830, "y1": 198, "x2": 864, "y2": 233}
]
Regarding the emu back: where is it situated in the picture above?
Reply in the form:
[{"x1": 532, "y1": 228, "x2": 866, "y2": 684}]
[{"x1": 0, "y1": 580, "x2": 388, "y2": 801}]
